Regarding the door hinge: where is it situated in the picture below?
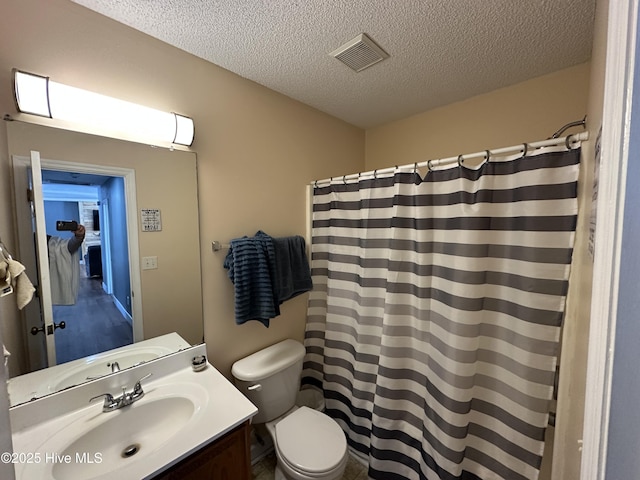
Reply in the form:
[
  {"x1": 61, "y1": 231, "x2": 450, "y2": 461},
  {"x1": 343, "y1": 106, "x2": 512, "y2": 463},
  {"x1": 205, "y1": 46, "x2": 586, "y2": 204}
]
[
  {"x1": 46, "y1": 324, "x2": 54, "y2": 335},
  {"x1": 27, "y1": 188, "x2": 33, "y2": 202}
]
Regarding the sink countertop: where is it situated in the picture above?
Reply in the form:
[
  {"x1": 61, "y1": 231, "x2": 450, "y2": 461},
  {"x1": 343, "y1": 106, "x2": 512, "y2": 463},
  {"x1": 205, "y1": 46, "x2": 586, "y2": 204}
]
[{"x1": 10, "y1": 344, "x2": 258, "y2": 480}]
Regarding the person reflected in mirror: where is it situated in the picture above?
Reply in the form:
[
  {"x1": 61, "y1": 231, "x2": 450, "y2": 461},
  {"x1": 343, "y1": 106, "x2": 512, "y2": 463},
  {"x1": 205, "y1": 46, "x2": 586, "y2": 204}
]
[{"x1": 48, "y1": 224, "x2": 85, "y2": 305}]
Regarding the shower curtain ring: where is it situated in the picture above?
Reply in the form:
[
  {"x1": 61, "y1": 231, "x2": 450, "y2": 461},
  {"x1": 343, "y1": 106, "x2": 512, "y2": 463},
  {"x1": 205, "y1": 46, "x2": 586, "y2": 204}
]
[
  {"x1": 521, "y1": 143, "x2": 529, "y2": 158},
  {"x1": 343, "y1": 175, "x2": 347, "y2": 184},
  {"x1": 314, "y1": 180, "x2": 318, "y2": 188},
  {"x1": 565, "y1": 134, "x2": 574, "y2": 150},
  {"x1": 485, "y1": 150, "x2": 491, "y2": 163},
  {"x1": 413, "y1": 162, "x2": 418, "y2": 174},
  {"x1": 374, "y1": 169, "x2": 377, "y2": 179},
  {"x1": 457, "y1": 155, "x2": 464, "y2": 167},
  {"x1": 427, "y1": 160, "x2": 433, "y2": 172}
]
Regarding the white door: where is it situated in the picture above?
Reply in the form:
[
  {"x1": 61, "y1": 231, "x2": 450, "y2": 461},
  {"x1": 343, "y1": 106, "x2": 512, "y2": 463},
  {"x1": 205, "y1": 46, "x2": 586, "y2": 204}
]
[{"x1": 11, "y1": 151, "x2": 58, "y2": 369}]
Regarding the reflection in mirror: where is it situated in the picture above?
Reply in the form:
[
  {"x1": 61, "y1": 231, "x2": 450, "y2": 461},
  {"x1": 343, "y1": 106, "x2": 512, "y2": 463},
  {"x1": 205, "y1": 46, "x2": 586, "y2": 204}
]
[
  {"x1": 12, "y1": 155, "x2": 139, "y2": 372},
  {"x1": 5, "y1": 121, "x2": 204, "y2": 406},
  {"x1": 42, "y1": 176, "x2": 132, "y2": 364},
  {"x1": 8, "y1": 332, "x2": 191, "y2": 406}
]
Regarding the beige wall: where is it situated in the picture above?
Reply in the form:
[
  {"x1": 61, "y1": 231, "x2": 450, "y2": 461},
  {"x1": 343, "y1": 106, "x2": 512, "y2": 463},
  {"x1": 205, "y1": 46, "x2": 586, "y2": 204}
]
[
  {"x1": 365, "y1": 62, "x2": 590, "y2": 170},
  {"x1": 0, "y1": 0, "x2": 365, "y2": 379},
  {"x1": 552, "y1": 0, "x2": 609, "y2": 479}
]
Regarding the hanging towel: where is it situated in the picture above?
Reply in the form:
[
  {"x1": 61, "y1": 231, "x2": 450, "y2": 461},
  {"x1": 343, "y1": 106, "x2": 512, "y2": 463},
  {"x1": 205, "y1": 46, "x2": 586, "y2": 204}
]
[
  {"x1": 0, "y1": 260, "x2": 12, "y2": 297},
  {"x1": 0, "y1": 258, "x2": 35, "y2": 310},
  {"x1": 48, "y1": 236, "x2": 80, "y2": 305},
  {"x1": 272, "y1": 236, "x2": 312, "y2": 304},
  {"x1": 8, "y1": 259, "x2": 35, "y2": 310},
  {"x1": 223, "y1": 231, "x2": 280, "y2": 326}
]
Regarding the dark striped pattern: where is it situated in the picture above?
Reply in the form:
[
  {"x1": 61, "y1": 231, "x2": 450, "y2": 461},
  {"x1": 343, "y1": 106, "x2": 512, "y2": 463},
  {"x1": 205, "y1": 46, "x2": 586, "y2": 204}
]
[
  {"x1": 223, "y1": 231, "x2": 279, "y2": 326},
  {"x1": 303, "y1": 149, "x2": 580, "y2": 480}
]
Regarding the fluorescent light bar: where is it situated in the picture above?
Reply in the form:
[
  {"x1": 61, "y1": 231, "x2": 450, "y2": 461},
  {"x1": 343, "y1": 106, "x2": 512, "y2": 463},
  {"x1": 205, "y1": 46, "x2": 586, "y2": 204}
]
[
  {"x1": 174, "y1": 114, "x2": 195, "y2": 146},
  {"x1": 12, "y1": 69, "x2": 194, "y2": 147},
  {"x1": 14, "y1": 71, "x2": 51, "y2": 117}
]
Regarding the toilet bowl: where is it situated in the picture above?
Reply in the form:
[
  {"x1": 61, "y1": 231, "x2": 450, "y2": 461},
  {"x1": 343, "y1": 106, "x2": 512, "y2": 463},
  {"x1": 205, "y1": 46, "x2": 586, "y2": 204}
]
[
  {"x1": 231, "y1": 339, "x2": 348, "y2": 480},
  {"x1": 267, "y1": 406, "x2": 348, "y2": 480}
]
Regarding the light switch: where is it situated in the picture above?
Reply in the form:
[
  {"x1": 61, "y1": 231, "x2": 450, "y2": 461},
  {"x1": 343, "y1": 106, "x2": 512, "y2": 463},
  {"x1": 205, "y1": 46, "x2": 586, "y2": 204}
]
[{"x1": 142, "y1": 256, "x2": 158, "y2": 270}]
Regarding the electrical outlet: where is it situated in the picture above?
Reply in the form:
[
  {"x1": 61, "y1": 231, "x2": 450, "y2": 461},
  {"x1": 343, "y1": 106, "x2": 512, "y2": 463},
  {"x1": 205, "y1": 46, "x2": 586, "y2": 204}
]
[{"x1": 142, "y1": 256, "x2": 158, "y2": 270}]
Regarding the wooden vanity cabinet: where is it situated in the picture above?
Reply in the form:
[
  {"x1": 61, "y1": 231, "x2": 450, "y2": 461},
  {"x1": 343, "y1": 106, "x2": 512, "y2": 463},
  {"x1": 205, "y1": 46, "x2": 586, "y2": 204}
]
[{"x1": 152, "y1": 420, "x2": 252, "y2": 480}]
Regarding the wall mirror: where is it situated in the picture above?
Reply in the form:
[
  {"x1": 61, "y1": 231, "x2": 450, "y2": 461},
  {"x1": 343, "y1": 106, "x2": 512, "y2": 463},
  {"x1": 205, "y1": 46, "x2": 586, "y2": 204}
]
[{"x1": 4, "y1": 120, "x2": 203, "y2": 407}]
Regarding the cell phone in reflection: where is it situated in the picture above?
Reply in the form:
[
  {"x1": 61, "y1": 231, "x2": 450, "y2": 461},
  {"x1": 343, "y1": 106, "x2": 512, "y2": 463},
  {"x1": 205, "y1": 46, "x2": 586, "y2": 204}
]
[{"x1": 56, "y1": 220, "x2": 78, "y2": 231}]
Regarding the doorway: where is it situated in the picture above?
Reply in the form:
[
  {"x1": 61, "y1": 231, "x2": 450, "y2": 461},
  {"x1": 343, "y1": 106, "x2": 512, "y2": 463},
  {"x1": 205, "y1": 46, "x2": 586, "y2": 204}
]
[{"x1": 41, "y1": 170, "x2": 133, "y2": 363}]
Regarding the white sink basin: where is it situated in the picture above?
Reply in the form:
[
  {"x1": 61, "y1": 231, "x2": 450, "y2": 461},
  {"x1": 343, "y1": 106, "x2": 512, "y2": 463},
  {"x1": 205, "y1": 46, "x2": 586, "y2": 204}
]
[
  {"x1": 53, "y1": 395, "x2": 196, "y2": 479},
  {"x1": 15, "y1": 382, "x2": 207, "y2": 480}
]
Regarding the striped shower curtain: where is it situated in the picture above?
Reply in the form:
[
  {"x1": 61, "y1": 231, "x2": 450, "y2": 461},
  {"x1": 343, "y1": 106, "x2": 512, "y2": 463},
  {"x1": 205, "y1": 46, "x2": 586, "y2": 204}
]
[{"x1": 302, "y1": 147, "x2": 580, "y2": 480}]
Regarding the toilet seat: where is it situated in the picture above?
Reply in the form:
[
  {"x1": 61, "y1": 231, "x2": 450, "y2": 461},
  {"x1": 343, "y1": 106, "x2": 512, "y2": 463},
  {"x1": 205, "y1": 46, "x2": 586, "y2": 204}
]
[{"x1": 275, "y1": 406, "x2": 347, "y2": 475}]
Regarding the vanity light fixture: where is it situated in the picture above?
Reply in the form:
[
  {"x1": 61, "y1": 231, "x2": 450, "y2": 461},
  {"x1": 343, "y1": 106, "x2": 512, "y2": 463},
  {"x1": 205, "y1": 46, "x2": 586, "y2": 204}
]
[{"x1": 12, "y1": 69, "x2": 195, "y2": 147}]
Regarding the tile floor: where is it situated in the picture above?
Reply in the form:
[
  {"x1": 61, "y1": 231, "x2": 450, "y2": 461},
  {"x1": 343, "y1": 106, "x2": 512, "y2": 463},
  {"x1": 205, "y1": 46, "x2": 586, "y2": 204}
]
[{"x1": 252, "y1": 451, "x2": 369, "y2": 480}]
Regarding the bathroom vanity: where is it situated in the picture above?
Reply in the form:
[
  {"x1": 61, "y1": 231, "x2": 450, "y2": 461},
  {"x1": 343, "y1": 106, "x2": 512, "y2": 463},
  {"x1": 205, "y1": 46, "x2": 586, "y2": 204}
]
[
  {"x1": 9, "y1": 343, "x2": 257, "y2": 480},
  {"x1": 152, "y1": 420, "x2": 251, "y2": 479}
]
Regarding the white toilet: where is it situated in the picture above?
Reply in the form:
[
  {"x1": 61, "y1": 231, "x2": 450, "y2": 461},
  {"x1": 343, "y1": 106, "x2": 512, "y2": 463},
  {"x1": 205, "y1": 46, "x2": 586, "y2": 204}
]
[{"x1": 232, "y1": 339, "x2": 348, "y2": 480}]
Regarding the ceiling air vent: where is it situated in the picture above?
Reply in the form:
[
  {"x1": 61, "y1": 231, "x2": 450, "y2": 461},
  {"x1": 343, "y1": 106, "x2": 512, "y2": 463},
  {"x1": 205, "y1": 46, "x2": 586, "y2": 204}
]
[{"x1": 330, "y1": 33, "x2": 389, "y2": 72}]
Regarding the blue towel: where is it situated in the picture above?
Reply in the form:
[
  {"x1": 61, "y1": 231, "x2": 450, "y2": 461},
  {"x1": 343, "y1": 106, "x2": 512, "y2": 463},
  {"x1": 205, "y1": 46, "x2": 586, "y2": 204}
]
[
  {"x1": 272, "y1": 235, "x2": 312, "y2": 304},
  {"x1": 223, "y1": 231, "x2": 279, "y2": 326}
]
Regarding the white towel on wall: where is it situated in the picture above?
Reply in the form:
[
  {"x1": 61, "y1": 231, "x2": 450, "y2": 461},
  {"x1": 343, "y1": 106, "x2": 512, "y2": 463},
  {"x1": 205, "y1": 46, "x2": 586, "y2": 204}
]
[
  {"x1": 48, "y1": 236, "x2": 80, "y2": 305},
  {"x1": 0, "y1": 260, "x2": 12, "y2": 297},
  {"x1": 0, "y1": 258, "x2": 35, "y2": 309}
]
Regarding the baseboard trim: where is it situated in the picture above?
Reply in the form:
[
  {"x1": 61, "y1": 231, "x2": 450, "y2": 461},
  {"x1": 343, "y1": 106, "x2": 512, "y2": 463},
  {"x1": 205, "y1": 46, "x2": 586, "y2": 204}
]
[{"x1": 112, "y1": 295, "x2": 133, "y2": 325}]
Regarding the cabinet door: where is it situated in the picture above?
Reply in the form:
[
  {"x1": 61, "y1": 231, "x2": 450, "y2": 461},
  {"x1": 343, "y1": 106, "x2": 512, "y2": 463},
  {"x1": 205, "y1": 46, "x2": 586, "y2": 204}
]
[{"x1": 154, "y1": 421, "x2": 251, "y2": 480}]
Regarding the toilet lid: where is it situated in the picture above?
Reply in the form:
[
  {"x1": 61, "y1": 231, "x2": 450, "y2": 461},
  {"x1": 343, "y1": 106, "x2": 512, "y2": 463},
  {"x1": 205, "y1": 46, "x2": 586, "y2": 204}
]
[{"x1": 275, "y1": 406, "x2": 346, "y2": 474}]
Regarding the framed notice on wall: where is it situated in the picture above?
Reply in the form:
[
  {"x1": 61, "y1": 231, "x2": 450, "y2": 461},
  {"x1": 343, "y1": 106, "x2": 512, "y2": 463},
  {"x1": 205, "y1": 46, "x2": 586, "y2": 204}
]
[{"x1": 141, "y1": 209, "x2": 162, "y2": 232}]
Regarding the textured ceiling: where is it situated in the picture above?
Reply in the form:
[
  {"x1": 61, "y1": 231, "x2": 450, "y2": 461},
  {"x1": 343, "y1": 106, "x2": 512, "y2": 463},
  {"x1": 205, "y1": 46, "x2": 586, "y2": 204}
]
[{"x1": 70, "y1": 0, "x2": 596, "y2": 129}]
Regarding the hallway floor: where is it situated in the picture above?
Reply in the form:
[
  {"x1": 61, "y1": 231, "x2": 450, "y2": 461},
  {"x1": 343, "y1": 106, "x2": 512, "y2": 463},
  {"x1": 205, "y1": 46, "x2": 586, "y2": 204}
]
[
  {"x1": 252, "y1": 451, "x2": 368, "y2": 480},
  {"x1": 53, "y1": 268, "x2": 132, "y2": 363}
]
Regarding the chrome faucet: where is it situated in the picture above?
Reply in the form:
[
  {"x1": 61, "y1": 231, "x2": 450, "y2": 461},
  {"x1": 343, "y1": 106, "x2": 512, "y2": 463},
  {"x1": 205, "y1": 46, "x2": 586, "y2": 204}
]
[
  {"x1": 85, "y1": 361, "x2": 122, "y2": 380},
  {"x1": 89, "y1": 373, "x2": 152, "y2": 412}
]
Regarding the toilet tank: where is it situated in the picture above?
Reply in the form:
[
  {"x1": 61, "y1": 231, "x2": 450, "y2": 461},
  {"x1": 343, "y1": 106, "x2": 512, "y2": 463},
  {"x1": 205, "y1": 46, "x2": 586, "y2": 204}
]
[{"x1": 231, "y1": 339, "x2": 306, "y2": 424}]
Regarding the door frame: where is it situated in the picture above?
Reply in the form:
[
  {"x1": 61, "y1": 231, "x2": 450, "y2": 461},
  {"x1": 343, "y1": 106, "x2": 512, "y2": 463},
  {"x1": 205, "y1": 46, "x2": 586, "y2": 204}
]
[
  {"x1": 100, "y1": 197, "x2": 114, "y2": 296},
  {"x1": 580, "y1": 0, "x2": 639, "y2": 478}
]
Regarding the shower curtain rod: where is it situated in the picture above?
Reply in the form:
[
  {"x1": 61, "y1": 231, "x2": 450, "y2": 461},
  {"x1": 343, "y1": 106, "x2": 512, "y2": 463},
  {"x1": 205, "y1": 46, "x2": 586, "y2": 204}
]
[{"x1": 312, "y1": 131, "x2": 588, "y2": 187}]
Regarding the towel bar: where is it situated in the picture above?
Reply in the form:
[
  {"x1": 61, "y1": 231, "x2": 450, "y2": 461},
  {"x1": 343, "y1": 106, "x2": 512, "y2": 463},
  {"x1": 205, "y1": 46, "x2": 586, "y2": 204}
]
[{"x1": 212, "y1": 241, "x2": 229, "y2": 252}]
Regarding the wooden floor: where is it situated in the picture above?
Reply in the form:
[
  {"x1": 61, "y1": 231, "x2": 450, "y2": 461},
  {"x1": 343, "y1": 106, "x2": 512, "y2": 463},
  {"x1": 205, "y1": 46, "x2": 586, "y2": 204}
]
[{"x1": 53, "y1": 270, "x2": 133, "y2": 364}]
